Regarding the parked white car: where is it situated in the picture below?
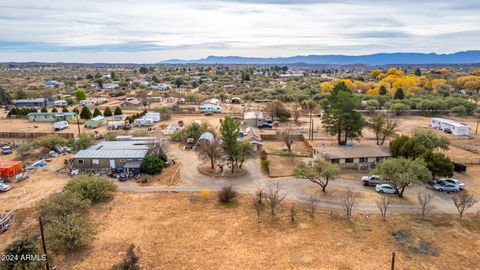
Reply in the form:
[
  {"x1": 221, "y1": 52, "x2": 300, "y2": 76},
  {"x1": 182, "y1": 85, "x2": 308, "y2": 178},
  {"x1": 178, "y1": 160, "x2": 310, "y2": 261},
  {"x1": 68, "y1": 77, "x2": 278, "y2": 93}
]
[{"x1": 375, "y1": 183, "x2": 398, "y2": 194}]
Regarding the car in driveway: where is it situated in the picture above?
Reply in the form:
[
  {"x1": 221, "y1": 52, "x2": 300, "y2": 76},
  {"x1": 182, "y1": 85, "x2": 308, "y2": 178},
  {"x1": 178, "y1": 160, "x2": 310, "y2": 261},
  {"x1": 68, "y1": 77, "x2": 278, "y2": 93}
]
[
  {"x1": 432, "y1": 181, "x2": 460, "y2": 193},
  {"x1": 375, "y1": 183, "x2": 398, "y2": 194},
  {"x1": 433, "y1": 178, "x2": 465, "y2": 190},
  {"x1": 362, "y1": 175, "x2": 383, "y2": 186},
  {"x1": 1, "y1": 146, "x2": 12, "y2": 154},
  {"x1": 0, "y1": 183, "x2": 11, "y2": 192}
]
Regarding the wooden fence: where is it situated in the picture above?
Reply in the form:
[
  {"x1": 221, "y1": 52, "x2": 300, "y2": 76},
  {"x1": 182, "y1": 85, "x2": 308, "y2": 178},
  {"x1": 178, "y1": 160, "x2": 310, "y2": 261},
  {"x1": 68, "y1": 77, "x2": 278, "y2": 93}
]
[{"x1": 0, "y1": 132, "x2": 74, "y2": 139}]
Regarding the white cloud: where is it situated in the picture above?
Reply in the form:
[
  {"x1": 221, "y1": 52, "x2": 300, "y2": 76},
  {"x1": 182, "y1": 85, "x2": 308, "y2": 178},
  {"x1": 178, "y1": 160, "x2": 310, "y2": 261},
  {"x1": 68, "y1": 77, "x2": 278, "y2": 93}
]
[{"x1": 0, "y1": 0, "x2": 478, "y2": 62}]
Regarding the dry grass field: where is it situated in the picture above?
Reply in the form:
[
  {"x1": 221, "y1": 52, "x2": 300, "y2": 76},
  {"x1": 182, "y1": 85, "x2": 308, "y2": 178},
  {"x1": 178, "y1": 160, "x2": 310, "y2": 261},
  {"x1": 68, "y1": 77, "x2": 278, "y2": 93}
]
[{"x1": 30, "y1": 192, "x2": 479, "y2": 270}]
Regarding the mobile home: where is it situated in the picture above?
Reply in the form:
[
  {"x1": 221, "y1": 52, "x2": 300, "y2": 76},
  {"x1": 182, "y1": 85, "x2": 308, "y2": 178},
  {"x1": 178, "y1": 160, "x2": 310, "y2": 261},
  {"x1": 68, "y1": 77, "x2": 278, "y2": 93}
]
[{"x1": 86, "y1": 116, "x2": 105, "y2": 129}]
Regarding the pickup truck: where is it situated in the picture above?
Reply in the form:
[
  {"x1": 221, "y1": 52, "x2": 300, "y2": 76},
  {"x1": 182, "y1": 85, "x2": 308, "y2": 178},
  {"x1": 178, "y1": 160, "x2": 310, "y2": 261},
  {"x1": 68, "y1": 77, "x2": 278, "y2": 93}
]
[{"x1": 362, "y1": 175, "x2": 384, "y2": 186}]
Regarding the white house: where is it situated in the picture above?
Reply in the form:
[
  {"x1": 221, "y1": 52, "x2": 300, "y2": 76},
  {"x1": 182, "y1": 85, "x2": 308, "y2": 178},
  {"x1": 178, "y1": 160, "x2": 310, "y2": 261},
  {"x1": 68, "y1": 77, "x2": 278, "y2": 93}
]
[
  {"x1": 103, "y1": 83, "x2": 119, "y2": 89},
  {"x1": 149, "y1": 83, "x2": 172, "y2": 91},
  {"x1": 200, "y1": 98, "x2": 222, "y2": 113},
  {"x1": 430, "y1": 118, "x2": 470, "y2": 136}
]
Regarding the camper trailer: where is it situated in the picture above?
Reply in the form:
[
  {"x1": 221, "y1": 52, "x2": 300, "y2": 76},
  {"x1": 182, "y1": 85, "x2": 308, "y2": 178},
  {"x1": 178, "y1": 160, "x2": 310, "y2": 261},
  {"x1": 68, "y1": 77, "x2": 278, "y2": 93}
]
[
  {"x1": 430, "y1": 118, "x2": 470, "y2": 136},
  {"x1": 54, "y1": 100, "x2": 69, "y2": 107}
]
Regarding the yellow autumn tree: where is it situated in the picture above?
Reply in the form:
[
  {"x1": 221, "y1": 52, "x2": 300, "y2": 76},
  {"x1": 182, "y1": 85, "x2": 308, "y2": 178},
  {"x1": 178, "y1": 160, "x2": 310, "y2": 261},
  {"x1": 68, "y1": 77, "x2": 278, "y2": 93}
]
[
  {"x1": 320, "y1": 81, "x2": 333, "y2": 93},
  {"x1": 370, "y1": 69, "x2": 383, "y2": 79}
]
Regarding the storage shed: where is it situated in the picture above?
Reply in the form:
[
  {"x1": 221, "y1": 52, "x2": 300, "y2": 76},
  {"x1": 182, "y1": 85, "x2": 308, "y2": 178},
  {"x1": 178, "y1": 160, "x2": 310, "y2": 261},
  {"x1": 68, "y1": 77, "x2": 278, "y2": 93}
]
[{"x1": 0, "y1": 161, "x2": 22, "y2": 179}]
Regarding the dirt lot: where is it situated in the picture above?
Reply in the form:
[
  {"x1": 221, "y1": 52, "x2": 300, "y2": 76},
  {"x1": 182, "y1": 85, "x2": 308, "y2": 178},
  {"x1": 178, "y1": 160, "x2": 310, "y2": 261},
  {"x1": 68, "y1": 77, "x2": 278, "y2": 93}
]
[{"x1": 31, "y1": 192, "x2": 479, "y2": 270}]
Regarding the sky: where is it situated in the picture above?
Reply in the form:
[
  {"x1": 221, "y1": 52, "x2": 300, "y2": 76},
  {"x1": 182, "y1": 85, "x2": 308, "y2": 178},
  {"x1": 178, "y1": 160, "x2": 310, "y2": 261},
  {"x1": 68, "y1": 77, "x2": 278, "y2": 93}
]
[{"x1": 0, "y1": 0, "x2": 479, "y2": 63}]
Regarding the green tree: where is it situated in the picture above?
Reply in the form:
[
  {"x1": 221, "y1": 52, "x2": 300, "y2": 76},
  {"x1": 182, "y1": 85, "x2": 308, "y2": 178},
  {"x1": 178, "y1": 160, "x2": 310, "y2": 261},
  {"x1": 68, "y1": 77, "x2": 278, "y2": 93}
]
[
  {"x1": 34, "y1": 134, "x2": 68, "y2": 153},
  {"x1": 93, "y1": 107, "x2": 102, "y2": 117},
  {"x1": 389, "y1": 102, "x2": 410, "y2": 116},
  {"x1": 41, "y1": 106, "x2": 48, "y2": 112},
  {"x1": 371, "y1": 114, "x2": 398, "y2": 145},
  {"x1": 64, "y1": 175, "x2": 117, "y2": 203},
  {"x1": 65, "y1": 97, "x2": 75, "y2": 105},
  {"x1": 220, "y1": 116, "x2": 241, "y2": 173},
  {"x1": 80, "y1": 106, "x2": 92, "y2": 119},
  {"x1": 0, "y1": 86, "x2": 12, "y2": 105},
  {"x1": 450, "y1": 105, "x2": 467, "y2": 115},
  {"x1": 39, "y1": 191, "x2": 91, "y2": 222},
  {"x1": 265, "y1": 101, "x2": 291, "y2": 122},
  {"x1": 139, "y1": 67, "x2": 149, "y2": 74},
  {"x1": 114, "y1": 106, "x2": 123, "y2": 116},
  {"x1": 373, "y1": 158, "x2": 432, "y2": 197},
  {"x1": 62, "y1": 107, "x2": 69, "y2": 112},
  {"x1": 197, "y1": 139, "x2": 223, "y2": 170},
  {"x1": 379, "y1": 85, "x2": 388, "y2": 95},
  {"x1": 413, "y1": 131, "x2": 449, "y2": 151},
  {"x1": 103, "y1": 106, "x2": 113, "y2": 117},
  {"x1": 72, "y1": 134, "x2": 95, "y2": 152},
  {"x1": 15, "y1": 142, "x2": 33, "y2": 160},
  {"x1": 140, "y1": 156, "x2": 165, "y2": 174},
  {"x1": 294, "y1": 160, "x2": 340, "y2": 192},
  {"x1": 421, "y1": 150, "x2": 454, "y2": 179},
  {"x1": 414, "y1": 68, "x2": 422, "y2": 76},
  {"x1": 233, "y1": 141, "x2": 254, "y2": 169},
  {"x1": 75, "y1": 88, "x2": 87, "y2": 102},
  {"x1": 51, "y1": 107, "x2": 58, "y2": 113},
  {"x1": 389, "y1": 135, "x2": 427, "y2": 159},
  {"x1": 394, "y1": 88, "x2": 405, "y2": 100},
  {"x1": 321, "y1": 82, "x2": 364, "y2": 145}
]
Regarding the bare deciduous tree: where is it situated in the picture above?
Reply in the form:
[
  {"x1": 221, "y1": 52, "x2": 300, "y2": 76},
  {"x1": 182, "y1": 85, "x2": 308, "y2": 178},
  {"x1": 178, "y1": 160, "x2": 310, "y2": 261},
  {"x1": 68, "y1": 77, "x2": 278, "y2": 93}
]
[
  {"x1": 197, "y1": 139, "x2": 223, "y2": 170},
  {"x1": 417, "y1": 192, "x2": 434, "y2": 219},
  {"x1": 253, "y1": 198, "x2": 263, "y2": 223},
  {"x1": 264, "y1": 183, "x2": 287, "y2": 218},
  {"x1": 371, "y1": 114, "x2": 398, "y2": 145},
  {"x1": 341, "y1": 188, "x2": 359, "y2": 221},
  {"x1": 279, "y1": 126, "x2": 295, "y2": 154},
  {"x1": 290, "y1": 205, "x2": 297, "y2": 224},
  {"x1": 148, "y1": 140, "x2": 167, "y2": 158},
  {"x1": 306, "y1": 195, "x2": 318, "y2": 218},
  {"x1": 452, "y1": 191, "x2": 478, "y2": 219},
  {"x1": 376, "y1": 194, "x2": 391, "y2": 221}
]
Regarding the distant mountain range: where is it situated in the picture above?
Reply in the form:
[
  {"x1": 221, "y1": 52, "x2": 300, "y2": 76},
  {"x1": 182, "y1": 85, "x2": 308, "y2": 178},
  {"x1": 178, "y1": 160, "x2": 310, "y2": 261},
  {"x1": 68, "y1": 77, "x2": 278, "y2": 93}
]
[{"x1": 160, "y1": 51, "x2": 480, "y2": 65}]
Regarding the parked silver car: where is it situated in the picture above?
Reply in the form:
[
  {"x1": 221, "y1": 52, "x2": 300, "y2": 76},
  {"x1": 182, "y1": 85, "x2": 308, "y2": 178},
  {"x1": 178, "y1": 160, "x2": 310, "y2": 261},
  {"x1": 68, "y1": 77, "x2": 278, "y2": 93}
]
[
  {"x1": 432, "y1": 181, "x2": 460, "y2": 193},
  {"x1": 434, "y1": 178, "x2": 465, "y2": 190}
]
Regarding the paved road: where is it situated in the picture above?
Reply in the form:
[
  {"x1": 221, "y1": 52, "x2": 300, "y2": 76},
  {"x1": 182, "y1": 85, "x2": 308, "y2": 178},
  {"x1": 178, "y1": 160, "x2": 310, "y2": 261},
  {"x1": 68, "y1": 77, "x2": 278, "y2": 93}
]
[{"x1": 118, "y1": 143, "x2": 480, "y2": 214}]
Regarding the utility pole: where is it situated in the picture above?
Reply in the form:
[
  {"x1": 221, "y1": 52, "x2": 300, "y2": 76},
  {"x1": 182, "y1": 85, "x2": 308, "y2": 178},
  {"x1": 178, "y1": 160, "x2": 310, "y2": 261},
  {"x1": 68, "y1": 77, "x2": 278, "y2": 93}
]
[
  {"x1": 39, "y1": 217, "x2": 50, "y2": 270},
  {"x1": 390, "y1": 252, "x2": 396, "y2": 270},
  {"x1": 76, "y1": 106, "x2": 81, "y2": 136}
]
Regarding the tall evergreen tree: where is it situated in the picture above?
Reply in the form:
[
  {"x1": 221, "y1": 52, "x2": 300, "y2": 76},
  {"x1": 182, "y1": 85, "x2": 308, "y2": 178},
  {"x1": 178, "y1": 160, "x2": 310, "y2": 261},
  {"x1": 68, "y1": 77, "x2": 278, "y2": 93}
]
[
  {"x1": 80, "y1": 106, "x2": 92, "y2": 119},
  {"x1": 114, "y1": 106, "x2": 123, "y2": 115},
  {"x1": 321, "y1": 82, "x2": 364, "y2": 145},
  {"x1": 379, "y1": 85, "x2": 387, "y2": 95},
  {"x1": 93, "y1": 107, "x2": 102, "y2": 117},
  {"x1": 394, "y1": 88, "x2": 405, "y2": 100},
  {"x1": 103, "y1": 106, "x2": 113, "y2": 117}
]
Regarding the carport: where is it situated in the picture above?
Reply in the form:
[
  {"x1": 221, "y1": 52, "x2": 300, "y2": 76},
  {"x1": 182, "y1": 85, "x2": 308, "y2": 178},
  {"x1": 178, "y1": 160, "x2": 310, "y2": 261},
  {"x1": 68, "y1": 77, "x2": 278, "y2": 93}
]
[{"x1": 124, "y1": 160, "x2": 142, "y2": 174}]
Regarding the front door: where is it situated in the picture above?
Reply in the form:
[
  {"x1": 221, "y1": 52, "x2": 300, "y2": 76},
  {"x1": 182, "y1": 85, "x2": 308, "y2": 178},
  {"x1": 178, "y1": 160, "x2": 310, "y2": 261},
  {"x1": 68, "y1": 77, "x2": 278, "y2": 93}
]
[{"x1": 109, "y1": 159, "x2": 116, "y2": 169}]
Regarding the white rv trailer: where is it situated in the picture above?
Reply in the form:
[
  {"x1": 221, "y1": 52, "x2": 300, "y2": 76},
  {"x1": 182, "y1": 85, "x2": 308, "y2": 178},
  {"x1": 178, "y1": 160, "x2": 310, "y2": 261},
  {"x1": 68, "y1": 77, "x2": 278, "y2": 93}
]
[
  {"x1": 430, "y1": 118, "x2": 470, "y2": 136},
  {"x1": 133, "y1": 118, "x2": 153, "y2": 127},
  {"x1": 144, "y1": 112, "x2": 161, "y2": 122}
]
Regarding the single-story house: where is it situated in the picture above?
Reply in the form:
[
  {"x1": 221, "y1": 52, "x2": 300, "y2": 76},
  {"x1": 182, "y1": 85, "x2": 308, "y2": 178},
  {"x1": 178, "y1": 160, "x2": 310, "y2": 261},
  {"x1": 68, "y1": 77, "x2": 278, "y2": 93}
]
[
  {"x1": 149, "y1": 83, "x2": 172, "y2": 91},
  {"x1": 14, "y1": 98, "x2": 52, "y2": 108},
  {"x1": 28, "y1": 112, "x2": 77, "y2": 122},
  {"x1": 243, "y1": 111, "x2": 264, "y2": 126},
  {"x1": 73, "y1": 149, "x2": 148, "y2": 173},
  {"x1": 312, "y1": 145, "x2": 391, "y2": 166},
  {"x1": 200, "y1": 98, "x2": 222, "y2": 113},
  {"x1": 430, "y1": 118, "x2": 470, "y2": 136},
  {"x1": 241, "y1": 127, "x2": 263, "y2": 152},
  {"x1": 120, "y1": 98, "x2": 143, "y2": 110},
  {"x1": 73, "y1": 140, "x2": 156, "y2": 173},
  {"x1": 86, "y1": 116, "x2": 105, "y2": 128}
]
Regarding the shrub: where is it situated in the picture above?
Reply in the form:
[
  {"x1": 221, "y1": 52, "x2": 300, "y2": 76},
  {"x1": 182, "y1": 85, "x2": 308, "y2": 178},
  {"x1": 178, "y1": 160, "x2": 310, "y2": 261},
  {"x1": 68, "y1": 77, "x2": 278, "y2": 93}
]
[
  {"x1": 41, "y1": 107, "x2": 48, "y2": 112},
  {"x1": 112, "y1": 244, "x2": 141, "y2": 270},
  {"x1": 218, "y1": 186, "x2": 237, "y2": 204},
  {"x1": 39, "y1": 191, "x2": 91, "y2": 222},
  {"x1": 64, "y1": 175, "x2": 117, "y2": 203},
  {"x1": 0, "y1": 238, "x2": 44, "y2": 270},
  {"x1": 34, "y1": 134, "x2": 68, "y2": 152},
  {"x1": 450, "y1": 105, "x2": 467, "y2": 115},
  {"x1": 140, "y1": 156, "x2": 165, "y2": 175},
  {"x1": 261, "y1": 159, "x2": 270, "y2": 173},
  {"x1": 200, "y1": 188, "x2": 210, "y2": 199},
  {"x1": 45, "y1": 214, "x2": 95, "y2": 252}
]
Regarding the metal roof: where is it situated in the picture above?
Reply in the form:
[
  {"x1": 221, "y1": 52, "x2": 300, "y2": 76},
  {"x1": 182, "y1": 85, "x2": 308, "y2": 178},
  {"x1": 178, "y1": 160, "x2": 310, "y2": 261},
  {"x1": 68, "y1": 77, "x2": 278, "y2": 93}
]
[
  {"x1": 313, "y1": 145, "x2": 391, "y2": 159},
  {"x1": 74, "y1": 149, "x2": 148, "y2": 159},
  {"x1": 87, "y1": 141, "x2": 151, "y2": 151}
]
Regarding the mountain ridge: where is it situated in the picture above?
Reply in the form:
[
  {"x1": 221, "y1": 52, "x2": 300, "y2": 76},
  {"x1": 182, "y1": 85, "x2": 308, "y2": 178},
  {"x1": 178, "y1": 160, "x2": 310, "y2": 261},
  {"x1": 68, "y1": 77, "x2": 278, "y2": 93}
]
[{"x1": 160, "y1": 51, "x2": 480, "y2": 65}]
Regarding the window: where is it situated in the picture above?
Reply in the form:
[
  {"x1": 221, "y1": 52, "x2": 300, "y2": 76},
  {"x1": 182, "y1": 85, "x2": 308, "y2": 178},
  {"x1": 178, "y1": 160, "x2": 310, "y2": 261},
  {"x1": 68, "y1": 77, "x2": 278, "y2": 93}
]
[
  {"x1": 376, "y1": 157, "x2": 384, "y2": 162},
  {"x1": 77, "y1": 159, "x2": 84, "y2": 164},
  {"x1": 345, "y1": 158, "x2": 354, "y2": 163},
  {"x1": 359, "y1": 157, "x2": 368, "y2": 163},
  {"x1": 92, "y1": 159, "x2": 99, "y2": 165},
  {"x1": 331, "y1": 159, "x2": 340, "y2": 164}
]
